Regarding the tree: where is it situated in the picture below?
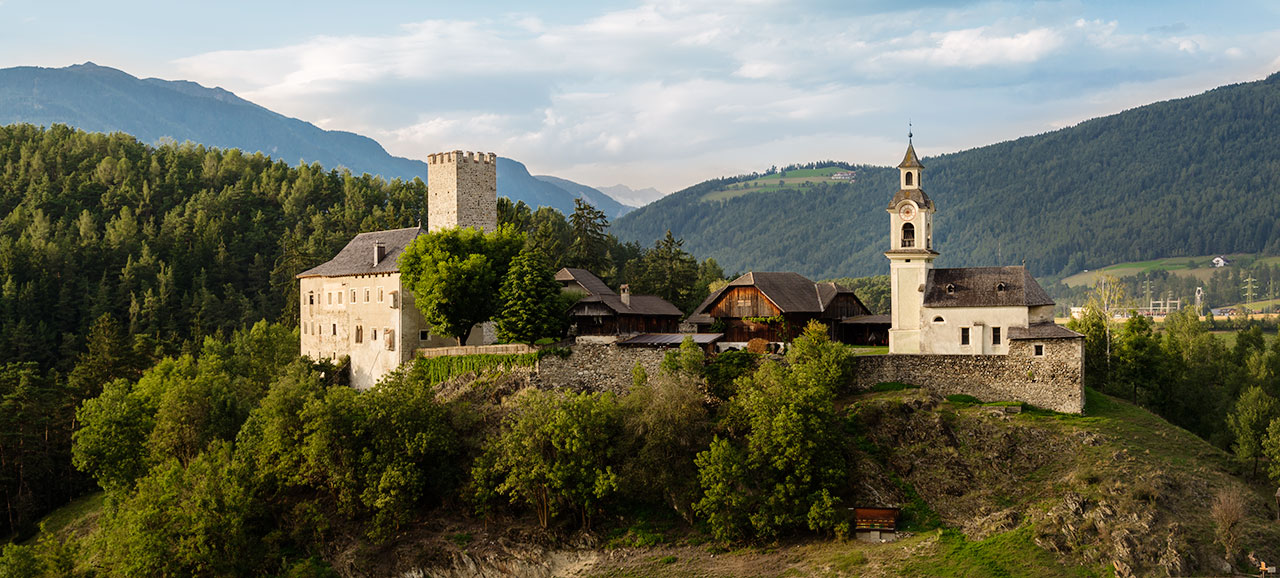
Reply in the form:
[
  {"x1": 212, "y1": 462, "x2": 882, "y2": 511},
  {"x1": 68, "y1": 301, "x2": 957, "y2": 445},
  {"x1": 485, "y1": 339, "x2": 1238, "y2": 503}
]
[
  {"x1": 1227, "y1": 386, "x2": 1278, "y2": 477},
  {"x1": 566, "y1": 199, "x2": 610, "y2": 275},
  {"x1": 694, "y1": 322, "x2": 848, "y2": 541},
  {"x1": 630, "y1": 231, "x2": 700, "y2": 313},
  {"x1": 398, "y1": 225, "x2": 525, "y2": 344},
  {"x1": 619, "y1": 367, "x2": 709, "y2": 520},
  {"x1": 494, "y1": 247, "x2": 565, "y2": 343},
  {"x1": 473, "y1": 389, "x2": 620, "y2": 530}
]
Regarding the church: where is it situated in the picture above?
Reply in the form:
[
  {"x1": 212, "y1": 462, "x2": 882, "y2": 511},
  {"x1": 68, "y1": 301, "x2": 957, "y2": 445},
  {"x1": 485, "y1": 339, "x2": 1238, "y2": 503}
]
[{"x1": 884, "y1": 139, "x2": 1082, "y2": 356}]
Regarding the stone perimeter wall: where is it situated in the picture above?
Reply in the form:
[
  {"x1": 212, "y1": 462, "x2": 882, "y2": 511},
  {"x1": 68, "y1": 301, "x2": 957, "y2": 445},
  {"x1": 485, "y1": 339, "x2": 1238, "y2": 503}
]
[
  {"x1": 534, "y1": 344, "x2": 667, "y2": 395},
  {"x1": 503, "y1": 338, "x2": 1083, "y2": 413},
  {"x1": 850, "y1": 338, "x2": 1084, "y2": 414}
]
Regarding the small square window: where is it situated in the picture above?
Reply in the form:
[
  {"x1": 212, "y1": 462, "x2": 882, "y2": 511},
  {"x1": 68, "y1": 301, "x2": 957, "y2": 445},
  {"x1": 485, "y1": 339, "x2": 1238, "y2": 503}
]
[
  {"x1": 364, "y1": 288, "x2": 370, "y2": 302},
  {"x1": 420, "y1": 330, "x2": 430, "y2": 341},
  {"x1": 1034, "y1": 344, "x2": 1044, "y2": 356},
  {"x1": 351, "y1": 289, "x2": 356, "y2": 302},
  {"x1": 338, "y1": 291, "x2": 343, "y2": 304},
  {"x1": 960, "y1": 327, "x2": 970, "y2": 345}
]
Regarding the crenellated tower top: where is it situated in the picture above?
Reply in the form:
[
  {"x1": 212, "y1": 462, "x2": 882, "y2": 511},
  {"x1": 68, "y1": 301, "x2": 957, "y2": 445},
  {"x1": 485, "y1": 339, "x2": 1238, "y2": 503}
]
[{"x1": 427, "y1": 149, "x2": 498, "y2": 233}]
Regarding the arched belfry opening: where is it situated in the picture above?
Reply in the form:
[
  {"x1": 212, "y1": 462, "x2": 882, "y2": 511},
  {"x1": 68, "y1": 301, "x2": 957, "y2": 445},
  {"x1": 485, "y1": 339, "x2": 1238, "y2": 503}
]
[
  {"x1": 905, "y1": 171, "x2": 913, "y2": 186},
  {"x1": 901, "y1": 223, "x2": 915, "y2": 248}
]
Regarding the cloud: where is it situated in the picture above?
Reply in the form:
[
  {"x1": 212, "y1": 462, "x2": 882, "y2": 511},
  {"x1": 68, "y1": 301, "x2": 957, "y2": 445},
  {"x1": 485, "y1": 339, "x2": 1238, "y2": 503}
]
[{"x1": 167, "y1": 0, "x2": 1280, "y2": 192}]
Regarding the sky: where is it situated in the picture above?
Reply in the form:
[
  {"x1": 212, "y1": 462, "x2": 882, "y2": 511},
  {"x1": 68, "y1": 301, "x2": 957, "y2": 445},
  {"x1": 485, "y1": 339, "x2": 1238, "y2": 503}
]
[{"x1": 3, "y1": 0, "x2": 1279, "y2": 197}]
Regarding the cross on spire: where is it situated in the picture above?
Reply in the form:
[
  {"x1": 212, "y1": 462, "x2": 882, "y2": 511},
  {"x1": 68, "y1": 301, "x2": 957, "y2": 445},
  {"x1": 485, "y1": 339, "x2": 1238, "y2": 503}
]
[{"x1": 908, "y1": 120, "x2": 913, "y2": 144}]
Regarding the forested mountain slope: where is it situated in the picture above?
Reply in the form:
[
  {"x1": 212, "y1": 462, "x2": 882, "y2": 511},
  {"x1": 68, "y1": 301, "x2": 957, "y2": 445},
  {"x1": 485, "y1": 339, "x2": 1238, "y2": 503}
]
[
  {"x1": 613, "y1": 72, "x2": 1280, "y2": 280},
  {"x1": 0, "y1": 63, "x2": 631, "y2": 217}
]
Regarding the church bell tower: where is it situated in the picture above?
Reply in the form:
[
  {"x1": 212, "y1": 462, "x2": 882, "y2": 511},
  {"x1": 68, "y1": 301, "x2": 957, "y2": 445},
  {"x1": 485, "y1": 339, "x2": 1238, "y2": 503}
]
[{"x1": 885, "y1": 133, "x2": 938, "y2": 354}]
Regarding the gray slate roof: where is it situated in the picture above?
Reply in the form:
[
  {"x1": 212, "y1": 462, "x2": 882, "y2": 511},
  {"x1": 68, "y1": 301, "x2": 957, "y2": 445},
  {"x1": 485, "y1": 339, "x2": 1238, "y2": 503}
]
[
  {"x1": 922, "y1": 266, "x2": 1055, "y2": 308},
  {"x1": 1008, "y1": 323, "x2": 1083, "y2": 340},
  {"x1": 886, "y1": 188, "x2": 934, "y2": 211},
  {"x1": 297, "y1": 227, "x2": 424, "y2": 278},
  {"x1": 557, "y1": 268, "x2": 683, "y2": 317}
]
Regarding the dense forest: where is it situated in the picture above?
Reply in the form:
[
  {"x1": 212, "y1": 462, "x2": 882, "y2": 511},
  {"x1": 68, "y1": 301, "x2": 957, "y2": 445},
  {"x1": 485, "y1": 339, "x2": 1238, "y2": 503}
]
[
  {"x1": 614, "y1": 71, "x2": 1280, "y2": 280},
  {"x1": 0, "y1": 123, "x2": 714, "y2": 544}
]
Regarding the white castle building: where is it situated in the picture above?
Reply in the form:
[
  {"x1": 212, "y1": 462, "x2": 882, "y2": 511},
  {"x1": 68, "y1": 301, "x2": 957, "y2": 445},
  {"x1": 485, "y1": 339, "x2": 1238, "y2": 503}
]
[{"x1": 297, "y1": 151, "x2": 497, "y2": 389}]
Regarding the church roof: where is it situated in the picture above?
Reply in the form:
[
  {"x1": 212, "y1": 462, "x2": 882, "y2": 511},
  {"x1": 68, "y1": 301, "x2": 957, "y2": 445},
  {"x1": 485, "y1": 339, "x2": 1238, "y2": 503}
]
[
  {"x1": 922, "y1": 266, "x2": 1055, "y2": 308},
  {"x1": 886, "y1": 188, "x2": 934, "y2": 211},
  {"x1": 898, "y1": 143, "x2": 923, "y2": 169},
  {"x1": 1008, "y1": 323, "x2": 1083, "y2": 340},
  {"x1": 296, "y1": 227, "x2": 424, "y2": 278}
]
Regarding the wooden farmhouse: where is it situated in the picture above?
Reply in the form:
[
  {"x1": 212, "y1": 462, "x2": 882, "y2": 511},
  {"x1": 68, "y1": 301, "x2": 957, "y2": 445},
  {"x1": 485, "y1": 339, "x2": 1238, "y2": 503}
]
[
  {"x1": 686, "y1": 272, "x2": 887, "y2": 346},
  {"x1": 556, "y1": 268, "x2": 684, "y2": 336}
]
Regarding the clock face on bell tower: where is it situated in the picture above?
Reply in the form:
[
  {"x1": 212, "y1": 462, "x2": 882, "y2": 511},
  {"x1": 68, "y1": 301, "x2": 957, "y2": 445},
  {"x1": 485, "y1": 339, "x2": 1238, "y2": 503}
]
[{"x1": 898, "y1": 203, "x2": 916, "y2": 221}]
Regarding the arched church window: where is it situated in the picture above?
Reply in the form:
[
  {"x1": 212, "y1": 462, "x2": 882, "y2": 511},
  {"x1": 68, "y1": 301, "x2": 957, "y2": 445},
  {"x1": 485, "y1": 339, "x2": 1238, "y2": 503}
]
[
  {"x1": 901, "y1": 223, "x2": 915, "y2": 248},
  {"x1": 933, "y1": 316, "x2": 944, "y2": 323},
  {"x1": 905, "y1": 171, "x2": 914, "y2": 186}
]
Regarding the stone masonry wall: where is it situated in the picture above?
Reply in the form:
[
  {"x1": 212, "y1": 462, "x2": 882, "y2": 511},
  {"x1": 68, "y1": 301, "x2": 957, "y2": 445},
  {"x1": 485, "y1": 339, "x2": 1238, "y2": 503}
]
[
  {"x1": 534, "y1": 344, "x2": 668, "y2": 395},
  {"x1": 427, "y1": 151, "x2": 497, "y2": 233},
  {"x1": 850, "y1": 338, "x2": 1084, "y2": 413}
]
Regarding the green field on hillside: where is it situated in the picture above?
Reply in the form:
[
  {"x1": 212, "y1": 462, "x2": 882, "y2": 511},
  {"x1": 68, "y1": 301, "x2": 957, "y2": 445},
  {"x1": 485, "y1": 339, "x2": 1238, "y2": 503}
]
[
  {"x1": 701, "y1": 167, "x2": 851, "y2": 202},
  {"x1": 1060, "y1": 254, "x2": 1247, "y2": 287}
]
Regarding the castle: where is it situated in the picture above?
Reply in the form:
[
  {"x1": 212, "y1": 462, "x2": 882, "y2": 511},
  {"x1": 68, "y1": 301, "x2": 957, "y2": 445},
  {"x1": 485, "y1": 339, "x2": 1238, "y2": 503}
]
[{"x1": 296, "y1": 151, "x2": 497, "y2": 390}]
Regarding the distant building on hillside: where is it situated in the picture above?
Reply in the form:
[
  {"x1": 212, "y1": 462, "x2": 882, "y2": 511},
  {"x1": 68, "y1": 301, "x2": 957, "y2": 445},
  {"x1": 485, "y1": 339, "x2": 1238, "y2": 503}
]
[
  {"x1": 1212, "y1": 255, "x2": 1231, "y2": 268},
  {"x1": 556, "y1": 268, "x2": 683, "y2": 336},
  {"x1": 297, "y1": 151, "x2": 497, "y2": 389},
  {"x1": 831, "y1": 171, "x2": 856, "y2": 181}
]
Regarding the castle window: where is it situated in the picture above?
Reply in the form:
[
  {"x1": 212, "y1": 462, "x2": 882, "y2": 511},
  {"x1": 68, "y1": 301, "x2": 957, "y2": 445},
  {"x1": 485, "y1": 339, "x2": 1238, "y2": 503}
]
[
  {"x1": 992, "y1": 327, "x2": 1001, "y2": 345},
  {"x1": 338, "y1": 291, "x2": 343, "y2": 304},
  {"x1": 355, "y1": 325, "x2": 363, "y2": 344},
  {"x1": 372, "y1": 329, "x2": 378, "y2": 341},
  {"x1": 901, "y1": 223, "x2": 915, "y2": 248},
  {"x1": 420, "y1": 330, "x2": 430, "y2": 341},
  {"x1": 364, "y1": 288, "x2": 370, "y2": 302},
  {"x1": 385, "y1": 328, "x2": 395, "y2": 351},
  {"x1": 308, "y1": 293, "x2": 314, "y2": 305},
  {"x1": 327, "y1": 292, "x2": 332, "y2": 305},
  {"x1": 933, "y1": 316, "x2": 944, "y2": 323},
  {"x1": 960, "y1": 327, "x2": 970, "y2": 345},
  {"x1": 331, "y1": 323, "x2": 337, "y2": 336},
  {"x1": 1034, "y1": 344, "x2": 1044, "y2": 356},
  {"x1": 905, "y1": 171, "x2": 914, "y2": 186},
  {"x1": 351, "y1": 289, "x2": 356, "y2": 302},
  {"x1": 378, "y1": 287, "x2": 384, "y2": 303}
]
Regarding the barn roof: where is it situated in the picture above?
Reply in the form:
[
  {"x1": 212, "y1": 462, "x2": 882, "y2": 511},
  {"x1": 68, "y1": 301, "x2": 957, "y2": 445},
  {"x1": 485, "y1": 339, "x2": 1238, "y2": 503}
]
[
  {"x1": 297, "y1": 227, "x2": 424, "y2": 278},
  {"x1": 922, "y1": 266, "x2": 1054, "y2": 308},
  {"x1": 689, "y1": 272, "x2": 862, "y2": 321},
  {"x1": 558, "y1": 268, "x2": 683, "y2": 317}
]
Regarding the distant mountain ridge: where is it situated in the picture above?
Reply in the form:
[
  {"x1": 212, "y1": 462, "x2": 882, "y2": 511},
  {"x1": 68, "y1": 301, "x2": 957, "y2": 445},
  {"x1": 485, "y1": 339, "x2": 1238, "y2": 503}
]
[
  {"x1": 0, "y1": 62, "x2": 631, "y2": 218},
  {"x1": 613, "y1": 72, "x2": 1280, "y2": 280}
]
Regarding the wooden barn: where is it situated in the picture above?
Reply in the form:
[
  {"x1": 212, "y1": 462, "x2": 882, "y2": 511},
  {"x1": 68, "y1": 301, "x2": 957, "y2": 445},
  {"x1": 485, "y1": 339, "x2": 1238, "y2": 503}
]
[
  {"x1": 556, "y1": 268, "x2": 683, "y2": 336},
  {"x1": 686, "y1": 272, "x2": 887, "y2": 345}
]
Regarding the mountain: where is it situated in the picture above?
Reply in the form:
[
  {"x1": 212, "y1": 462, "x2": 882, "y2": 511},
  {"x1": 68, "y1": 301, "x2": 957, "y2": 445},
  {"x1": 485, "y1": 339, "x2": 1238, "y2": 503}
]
[
  {"x1": 596, "y1": 184, "x2": 664, "y2": 207},
  {"x1": 0, "y1": 62, "x2": 619, "y2": 218},
  {"x1": 534, "y1": 175, "x2": 632, "y2": 217},
  {"x1": 612, "y1": 72, "x2": 1280, "y2": 281}
]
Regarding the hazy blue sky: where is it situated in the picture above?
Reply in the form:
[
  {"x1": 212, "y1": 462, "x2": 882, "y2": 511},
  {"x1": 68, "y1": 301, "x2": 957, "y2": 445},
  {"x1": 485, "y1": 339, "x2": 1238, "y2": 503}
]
[{"x1": 3, "y1": 0, "x2": 1278, "y2": 194}]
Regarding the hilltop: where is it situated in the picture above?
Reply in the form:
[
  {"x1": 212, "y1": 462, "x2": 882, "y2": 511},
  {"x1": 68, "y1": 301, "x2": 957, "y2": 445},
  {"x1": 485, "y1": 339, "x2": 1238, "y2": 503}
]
[
  {"x1": 32, "y1": 383, "x2": 1280, "y2": 577},
  {"x1": 0, "y1": 62, "x2": 631, "y2": 218},
  {"x1": 613, "y1": 72, "x2": 1280, "y2": 280}
]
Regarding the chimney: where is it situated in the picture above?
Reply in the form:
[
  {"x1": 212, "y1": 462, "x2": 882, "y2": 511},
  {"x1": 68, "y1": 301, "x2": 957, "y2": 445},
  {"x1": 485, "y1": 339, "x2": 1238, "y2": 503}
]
[
  {"x1": 373, "y1": 241, "x2": 386, "y2": 267},
  {"x1": 620, "y1": 284, "x2": 631, "y2": 307}
]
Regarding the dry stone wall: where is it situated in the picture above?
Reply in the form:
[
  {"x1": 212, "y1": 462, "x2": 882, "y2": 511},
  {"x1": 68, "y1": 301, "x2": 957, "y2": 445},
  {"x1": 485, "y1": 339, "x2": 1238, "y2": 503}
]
[
  {"x1": 534, "y1": 344, "x2": 668, "y2": 395},
  {"x1": 850, "y1": 338, "x2": 1084, "y2": 413}
]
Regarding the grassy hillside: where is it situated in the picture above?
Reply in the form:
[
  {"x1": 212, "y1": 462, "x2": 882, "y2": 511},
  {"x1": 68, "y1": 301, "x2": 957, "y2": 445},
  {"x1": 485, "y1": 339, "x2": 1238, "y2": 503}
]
[
  {"x1": 31, "y1": 383, "x2": 1270, "y2": 577},
  {"x1": 613, "y1": 72, "x2": 1280, "y2": 280}
]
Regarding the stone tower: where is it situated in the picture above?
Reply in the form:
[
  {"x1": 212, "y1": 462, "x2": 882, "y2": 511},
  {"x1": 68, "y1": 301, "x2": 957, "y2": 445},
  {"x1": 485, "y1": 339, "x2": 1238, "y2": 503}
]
[
  {"x1": 885, "y1": 138, "x2": 939, "y2": 354},
  {"x1": 427, "y1": 151, "x2": 498, "y2": 232}
]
